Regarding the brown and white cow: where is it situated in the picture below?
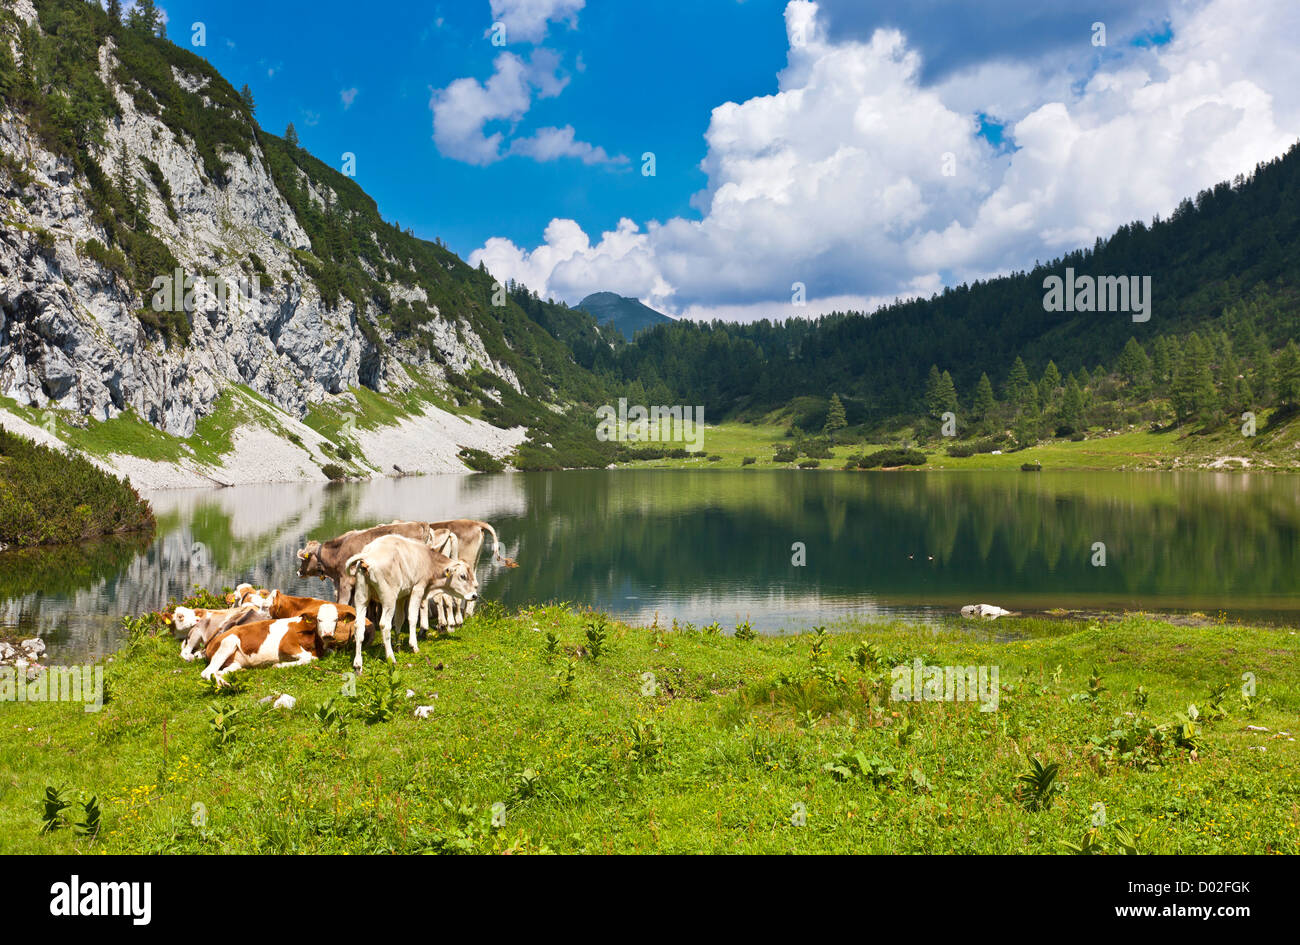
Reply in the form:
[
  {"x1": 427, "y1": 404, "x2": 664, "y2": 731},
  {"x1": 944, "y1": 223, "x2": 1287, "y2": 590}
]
[
  {"x1": 264, "y1": 592, "x2": 373, "y2": 646},
  {"x1": 174, "y1": 603, "x2": 268, "y2": 661},
  {"x1": 200, "y1": 614, "x2": 326, "y2": 685},
  {"x1": 296, "y1": 521, "x2": 436, "y2": 606},
  {"x1": 344, "y1": 534, "x2": 479, "y2": 671}
]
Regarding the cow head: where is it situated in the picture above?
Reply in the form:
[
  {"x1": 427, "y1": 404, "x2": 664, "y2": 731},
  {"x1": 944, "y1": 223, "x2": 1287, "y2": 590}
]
[
  {"x1": 173, "y1": 607, "x2": 207, "y2": 661},
  {"x1": 225, "y1": 583, "x2": 254, "y2": 605},
  {"x1": 440, "y1": 560, "x2": 479, "y2": 603},
  {"x1": 297, "y1": 541, "x2": 324, "y2": 578}
]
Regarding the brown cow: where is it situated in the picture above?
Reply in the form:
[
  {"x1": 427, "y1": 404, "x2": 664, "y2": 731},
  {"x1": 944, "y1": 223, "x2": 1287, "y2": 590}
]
[
  {"x1": 264, "y1": 592, "x2": 373, "y2": 646},
  {"x1": 200, "y1": 614, "x2": 324, "y2": 685},
  {"x1": 296, "y1": 521, "x2": 436, "y2": 606}
]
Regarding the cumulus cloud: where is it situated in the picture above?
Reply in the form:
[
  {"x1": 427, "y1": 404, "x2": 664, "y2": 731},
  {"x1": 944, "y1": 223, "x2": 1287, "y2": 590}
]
[
  {"x1": 488, "y1": 0, "x2": 585, "y2": 44},
  {"x1": 471, "y1": 0, "x2": 1300, "y2": 320},
  {"x1": 430, "y1": 16, "x2": 617, "y2": 166}
]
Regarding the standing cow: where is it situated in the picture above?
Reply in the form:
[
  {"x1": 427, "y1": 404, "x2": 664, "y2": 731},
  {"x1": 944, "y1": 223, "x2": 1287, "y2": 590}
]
[{"x1": 345, "y1": 534, "x2": 479, "y2": 672}]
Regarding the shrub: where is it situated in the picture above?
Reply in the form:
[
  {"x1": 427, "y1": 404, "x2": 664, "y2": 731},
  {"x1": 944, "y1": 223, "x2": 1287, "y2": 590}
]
[
  {"x1": 320, "y1": 463, "x2": 347, "y2": 481},
  {"x1": 458, "y1": 446, "x2": 505, "y2": 473},
  {"x1": 798, "y1": 459, "x2": 821, "y2": 468},
  {"x1": 707, "y1": 454, "x2": 722, "y2": 462},
  {"x1": 1021, "y1": 461, "x2": 1042, "y2": 472},
  {"x1": 773, "y1": 447, "x2": 798, "y2": 463},
  {"x1": 858, "y1": 448, "x2": 926, "y2": 469},
  {"x1": 0, "y1": 426, "x2": 155, "y2": 548},
  {"x1": 741, "y1": 456, "x2": 756, "y2": 466}
]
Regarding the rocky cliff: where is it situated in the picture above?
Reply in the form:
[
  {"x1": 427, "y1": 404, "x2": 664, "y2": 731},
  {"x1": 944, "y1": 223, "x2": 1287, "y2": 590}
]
[{"x1": 0, "y1": 0, "x2": 603, "y2": 485}]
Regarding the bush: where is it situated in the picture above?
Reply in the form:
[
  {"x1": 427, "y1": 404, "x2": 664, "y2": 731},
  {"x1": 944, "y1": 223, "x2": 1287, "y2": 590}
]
[
  {"x1": 858, "y1": 449, "x2": 926, "y2": 469},
  {"x1": 458, "y1": 446, "x2": 505, "y2": 473},
  {"x1": 0, "y1": 426, "x2": 154, "y2": 548},
  {"x1": 320, "y1": 463, "x2": 347, "y2": 481},
  {"x1": 798, "y1": 459, "x2": 821, "y2": 468},
  {"x1": 707, "y1": 455, "x2": 722, "y2": 462},
  {"x1": 1021, "y1": 461, "x2": 1042, "y2": 472},
  {"x1": 1069, "y1": 431, "x2": 1086, "y2": 442},
  {"x1": 802, "y1": 438, "x2": 834, "y2": 459},
  {"x1": 741, "y1": 456, "x2": 756, "y2": 466},
  {"x1": 773, "y1": 447, "x2": 798, "y2": 463}
]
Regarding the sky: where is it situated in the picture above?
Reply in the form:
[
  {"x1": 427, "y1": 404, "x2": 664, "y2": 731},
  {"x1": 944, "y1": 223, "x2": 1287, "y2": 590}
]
[{"x1": 134, "y1": 0, "x2": 1300, "y2": 322}]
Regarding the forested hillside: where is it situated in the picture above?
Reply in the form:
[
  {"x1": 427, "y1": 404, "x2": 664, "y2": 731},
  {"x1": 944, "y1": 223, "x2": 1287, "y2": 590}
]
[{"x1": 609, "y1": 142, "x2": 1300, "y2": 439}]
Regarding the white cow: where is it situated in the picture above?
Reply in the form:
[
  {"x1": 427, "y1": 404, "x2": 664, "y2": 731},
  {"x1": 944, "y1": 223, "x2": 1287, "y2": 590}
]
[{"x1": 345, "y1": 534, "x2": 479, "y2": 672}]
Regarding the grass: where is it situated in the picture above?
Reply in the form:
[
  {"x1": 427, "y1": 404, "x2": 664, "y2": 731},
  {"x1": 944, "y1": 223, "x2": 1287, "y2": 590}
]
[
  {"x1": 613, "y1": 417, "x2": 1300, "y2": 472},
  {"x1": 2, "y1": 603, "x2": 1295, "y2": 853}
]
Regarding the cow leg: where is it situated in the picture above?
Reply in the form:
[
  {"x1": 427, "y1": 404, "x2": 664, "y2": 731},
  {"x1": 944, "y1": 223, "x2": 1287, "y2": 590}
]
[
  {"x1": 200, "y1": 636, "x2": 241, "y2": 682},
  {"x1": 464, "y1": 598, "x2": 477, "y2": 619},
  {"x1": 274, "y1": 651, "x2": 314, "y2": 668},
  {"x1": 351, "y1": 579, "x2": 370, "y2": 673},
  {"x1": 407, "y1": 582, "x2": 426, "y2": 652},
  {"x1": 214, "y1": 661, "x2": 243, "y2": 687},
  {"x1": 336, "y1": 573, "x2": 354, "y2": 607},
  {"x1": 379, "y1": 595, "x2": 397, "y2": 664}
]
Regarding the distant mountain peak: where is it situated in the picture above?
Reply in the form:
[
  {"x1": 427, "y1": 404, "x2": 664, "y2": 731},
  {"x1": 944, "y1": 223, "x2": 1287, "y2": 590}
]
[{"x1": 577, "y1": 293, "x2": 673, "y2": 340}]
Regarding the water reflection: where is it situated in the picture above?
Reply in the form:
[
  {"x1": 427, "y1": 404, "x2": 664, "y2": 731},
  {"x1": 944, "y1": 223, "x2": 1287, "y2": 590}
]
[{"x1": 2, "y1": 469, "x2": 1298, "y2": 661}]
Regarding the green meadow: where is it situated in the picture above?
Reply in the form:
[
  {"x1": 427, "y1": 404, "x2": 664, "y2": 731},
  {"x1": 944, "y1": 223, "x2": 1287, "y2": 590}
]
[{"x1": 2, "y1": 601, "x2": 1295, "y2": 853}]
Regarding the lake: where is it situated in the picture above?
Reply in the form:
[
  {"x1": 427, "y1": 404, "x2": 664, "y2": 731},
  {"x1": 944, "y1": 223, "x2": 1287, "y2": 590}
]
[{"x1": 4, "y1": 469, "x2": 1299, "y2": 663}]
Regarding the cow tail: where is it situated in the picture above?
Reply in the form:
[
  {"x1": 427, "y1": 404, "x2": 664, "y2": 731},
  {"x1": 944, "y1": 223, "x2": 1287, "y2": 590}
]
[
  {"x1": 345, "y1": 553, "x2": 369, "y2": 577},
  {"x1": 481, "y1": 522, "x2": 518, "y2": 568}
]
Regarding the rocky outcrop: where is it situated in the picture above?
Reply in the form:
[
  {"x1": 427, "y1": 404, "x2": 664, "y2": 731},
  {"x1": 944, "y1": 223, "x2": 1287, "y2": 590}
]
[{"x1": 0, "y1": 20, "x2": 522, "y2": 445}]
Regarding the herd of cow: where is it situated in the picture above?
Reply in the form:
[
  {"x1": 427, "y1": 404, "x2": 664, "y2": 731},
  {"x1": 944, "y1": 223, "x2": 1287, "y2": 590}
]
[{"x1": 171, "y1": 519, "x2": 517, "y2": 685}]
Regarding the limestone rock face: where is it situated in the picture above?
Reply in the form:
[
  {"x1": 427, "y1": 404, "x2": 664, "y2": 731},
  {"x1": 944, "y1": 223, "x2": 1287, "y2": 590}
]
[{"x1": 0, "y1": 36, "x2": 522, "y2": 439}]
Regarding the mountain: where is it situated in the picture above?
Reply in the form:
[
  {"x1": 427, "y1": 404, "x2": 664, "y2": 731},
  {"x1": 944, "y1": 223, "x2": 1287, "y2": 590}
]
[
  {"x1": 611, "y1": 141, "x2": 1300, "y2": 425},
  {"x1": 577, "y1": 292, "x2": 673, "y2": 341},
  {"x1": 0, "y1": 0, "x2": 614, "y2": 483}
]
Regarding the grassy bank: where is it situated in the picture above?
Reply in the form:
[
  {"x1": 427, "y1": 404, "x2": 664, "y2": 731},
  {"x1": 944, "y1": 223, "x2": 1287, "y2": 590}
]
[
  {"x1": 1, "y1": 602, "x2": 1295, "y2": 853},
  {"x1": 0, "y1": 426, "x2": 154, "y2": 549},
  {"x1": 613, "y1": 418, "x2": 1300, "y2": 471}
]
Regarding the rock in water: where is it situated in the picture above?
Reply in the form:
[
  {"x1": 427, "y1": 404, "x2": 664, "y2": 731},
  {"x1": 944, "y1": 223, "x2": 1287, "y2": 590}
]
[{"x1": 960, "y1": 604, "x2": 1016, "y2": 619}]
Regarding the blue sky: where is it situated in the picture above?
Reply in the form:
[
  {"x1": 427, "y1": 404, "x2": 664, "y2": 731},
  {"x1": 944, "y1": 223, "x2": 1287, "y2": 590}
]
[{"x1": 145, "y1": 0, "x2": 1299, "y2": 320}]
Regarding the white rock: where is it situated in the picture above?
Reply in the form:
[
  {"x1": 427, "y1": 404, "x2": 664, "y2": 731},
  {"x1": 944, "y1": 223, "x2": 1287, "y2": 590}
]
[
  {"x1": 414, "y1": 705, "x2": 435, "y2": 719},
  {"x1": 20, "y1": 638, "x2": 45, "y2": 657},
  {"x1": 960, "y1": 604, "x2": 1015, "y2": 619},
  {"x1": 272, "y1": 694, "x2": 296, "y2": 710}
]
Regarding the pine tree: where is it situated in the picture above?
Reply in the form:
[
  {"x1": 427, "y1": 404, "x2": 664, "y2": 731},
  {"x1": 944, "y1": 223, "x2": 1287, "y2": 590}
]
[
  {"x1": 240, "y1": 84, "x2": 256, "y2": 116},
  {"x1": 938, "y1": 370, "x2": 958, "y2": 415},
  {"x1": 284, "y1": 122, "x2": 299, "y2": 148},
  {"x1": 924, "y1": 365, "x2": 944, "y2": 418},
  {"x1": 1117, "y1": 337, "x2": 1151, "y2": 392},
  {"x1": 1060, "y1": 378, "x2": 1085, "y2": 432},
  {"x1": 971, "y1": 372, "x2": 996, "y2": 424},
  {"x1": 1275, "y1": 340, "x2": 1300, "y2": 406},
  {"x1": 823, "y1": 393, "x2": 847, "y2": 435},
  {"x1": 126, "y1": 0, "x2": 161, "y2": 35},
  {"x1": 1005, "y1": 356, "x2": 1031, "y2": 405},
  {"x1": 1171, "y1": 332, "x2": 1217, "y2": 422},
  {"x1": 107, "y1": 0, "x2": 123, "y2": 25}
]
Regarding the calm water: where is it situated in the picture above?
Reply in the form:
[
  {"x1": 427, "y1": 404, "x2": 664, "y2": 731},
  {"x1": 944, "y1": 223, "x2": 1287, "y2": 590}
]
[{"x1": 3, "y1": 469, "x2": 1299, "y2": 662}]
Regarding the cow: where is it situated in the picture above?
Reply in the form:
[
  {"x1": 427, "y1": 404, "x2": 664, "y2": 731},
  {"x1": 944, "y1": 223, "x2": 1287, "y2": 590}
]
[
  {"x1": 174, "y1": 603, "x2": 268, "y2": 661},
  {"x1": 960, "y1": 604, "x2": 1018, "y2": 619},
  {"x1": 263, "y1": 592, "x2": 373, "y2": 646},
  {"x1": 199, "y1": 614, "x2": 326, "y2": 685},
  {"x1": 423, "y1": 519, "x2": 516, "y2": 626},
  {"x1": 344, "y1": 534, "x2": 479, "y2": 672},
  {"x1": 225, "y1": 583, "x2": 274, "y2": 608},
  {"x1": 296, "y1": 521, "x2": 437, "y2": 606}
]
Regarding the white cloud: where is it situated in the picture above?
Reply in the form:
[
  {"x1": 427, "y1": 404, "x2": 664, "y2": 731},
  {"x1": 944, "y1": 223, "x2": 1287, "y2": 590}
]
[
  {"x1": 488, "y1": 0, "x2": 584, "y2": 44},
  {"x1": 510, "y1": 125, "x2": 627, "y2": 165},
  {"x1": 340, "y1": 87, "x2": 359, "y2": 109},
  {"x1": 430, "y1": 49, "x2": 619, "y2": 166},
  {"x1": 472, "y1": 0, "x2": 1300, "y2": 320}
]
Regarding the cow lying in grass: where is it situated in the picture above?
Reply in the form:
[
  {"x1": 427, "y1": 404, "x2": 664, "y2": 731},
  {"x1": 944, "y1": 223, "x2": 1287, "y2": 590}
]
[
  {"x1": 345, "y1": 534, "x2": 479, "y2": 672},
  {"x1": 200, "y1": 614, "x2": 322, "y2": 685},
  {"x1": 198, "y1": 599, "x2": 369, "y2": 684},
  {"x1": 225, "y1": 583, "x2": 274, "y2": 608},
  {"x1": 174, "y1": 603, "x2": 267, "y2": 661}
]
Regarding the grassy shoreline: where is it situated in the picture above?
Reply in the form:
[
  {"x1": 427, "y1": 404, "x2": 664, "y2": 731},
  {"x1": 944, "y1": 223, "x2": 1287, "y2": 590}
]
[
  {"x1": 611, "y1": 420, "x2": 1300, "y2": 472},
  {"x1": 1, "y1": 603, "x2": 1295, "y2": 853}
]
